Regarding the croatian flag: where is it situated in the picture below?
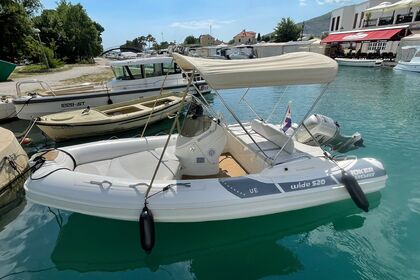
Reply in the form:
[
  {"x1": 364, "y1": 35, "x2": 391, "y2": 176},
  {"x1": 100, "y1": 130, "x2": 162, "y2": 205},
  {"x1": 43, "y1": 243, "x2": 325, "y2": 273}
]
[{"x1": 282, "y1": 103, "x2": 292, "y2": 132}]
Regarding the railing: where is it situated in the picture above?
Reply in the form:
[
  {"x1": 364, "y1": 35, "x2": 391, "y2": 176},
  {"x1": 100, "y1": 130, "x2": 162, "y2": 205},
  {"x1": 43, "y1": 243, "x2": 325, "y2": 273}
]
[
  {"x1": 363, "y1": 18, "x2": 378, "y2": 27},
  {"x1": 16, "y1": 79, "x2": 108, "y2": 97},
  {"x1": 396, "y1": 13, "x2": 413, "y2": 24},
  {"x1": 16, "y1": 80, "x2": 55, "y2": 97},
  {"x1": 378, "y1": 16, "x2": 394, "y2": 26}
]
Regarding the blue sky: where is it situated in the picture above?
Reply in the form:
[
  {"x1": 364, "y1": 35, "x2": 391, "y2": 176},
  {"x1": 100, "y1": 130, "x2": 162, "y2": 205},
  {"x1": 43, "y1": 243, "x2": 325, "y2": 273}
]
[{"x1": 41, "y1": 0, "x2": 360, "y2": 48}]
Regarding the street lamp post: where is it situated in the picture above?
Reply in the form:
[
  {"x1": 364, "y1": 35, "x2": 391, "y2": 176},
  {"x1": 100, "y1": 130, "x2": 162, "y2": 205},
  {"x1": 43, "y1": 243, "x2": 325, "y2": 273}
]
[{"x1": 33, "y1": 28, "x2": 50, "y2": 69}]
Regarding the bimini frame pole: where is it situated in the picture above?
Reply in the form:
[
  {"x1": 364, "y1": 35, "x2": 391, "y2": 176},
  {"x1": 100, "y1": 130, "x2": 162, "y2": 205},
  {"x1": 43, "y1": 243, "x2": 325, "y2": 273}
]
[
  {"x1": 266, "y1": 86, "x2": 288, "y2": 122},
  {"x1": 271, "y1": 83, "x2": 330, "y2": 165},
  {"x1": 140, "y1": 59, "x2": 174, "y2": 137},
  {"x1": 213, "y1": 88, "x2": 270, "y2": 159},
  {"x1": 239, "y1": 88, "x2": 264, "y2": 121},
  {"x1": 144, "y1": 69, "x2": 196, "y2": 200}
]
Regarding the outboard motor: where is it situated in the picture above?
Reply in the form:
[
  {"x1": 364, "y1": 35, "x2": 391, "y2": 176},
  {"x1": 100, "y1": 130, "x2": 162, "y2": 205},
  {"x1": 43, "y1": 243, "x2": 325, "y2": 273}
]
[
  {"x1": 175, "y1": 103, "x2": 227, "y2": 176},
  {"x1": 295, "y1": 114, "x2": 364, "y2": 153}
]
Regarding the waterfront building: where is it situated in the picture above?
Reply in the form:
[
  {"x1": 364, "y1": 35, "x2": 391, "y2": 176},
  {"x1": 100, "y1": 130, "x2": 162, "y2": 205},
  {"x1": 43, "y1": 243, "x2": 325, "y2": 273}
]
[
  {"x1": 329, "y1": 0, "x2": 420, "y2": 32},
  {"x1": 199, "y1": 34, "x2": 216, "y2": 46},
  {"x1": 233, "y1": 30, "x2": 257, "y2": 45},
  {"x1": 322, "y1": 0, "x2": 420, "y2": 59}
]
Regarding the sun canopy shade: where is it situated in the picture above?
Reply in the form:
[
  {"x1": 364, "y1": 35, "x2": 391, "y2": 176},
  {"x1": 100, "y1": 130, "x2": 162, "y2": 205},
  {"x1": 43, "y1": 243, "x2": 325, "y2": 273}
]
[
  {"x1": 172, "y1": 52, "x2": 338, "y2": 89},
  {"x1": 366, "y1": 0, "x2": 420, "y2": 13},
  {"x1": 321, "y1": 27, "x2": 405, "y2": 43}
]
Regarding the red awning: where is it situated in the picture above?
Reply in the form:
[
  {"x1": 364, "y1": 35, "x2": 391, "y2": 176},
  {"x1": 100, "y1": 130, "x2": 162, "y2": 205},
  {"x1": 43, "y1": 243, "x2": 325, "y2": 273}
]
[{"x1": 321, "y1": 28, "x2": 404, "y2": 43}]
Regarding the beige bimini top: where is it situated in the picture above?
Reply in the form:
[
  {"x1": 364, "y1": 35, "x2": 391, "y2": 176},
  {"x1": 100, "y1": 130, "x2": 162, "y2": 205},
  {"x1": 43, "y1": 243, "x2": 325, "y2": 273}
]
[{"x1": 172, "y1": 52, "x2": 338, "y2": 90}]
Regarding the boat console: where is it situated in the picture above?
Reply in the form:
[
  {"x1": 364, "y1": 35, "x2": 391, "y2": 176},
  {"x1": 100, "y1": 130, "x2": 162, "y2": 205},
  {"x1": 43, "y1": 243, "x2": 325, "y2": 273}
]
[{"x1": 175, "y1": 104, "x2": 227, "y2": 176}]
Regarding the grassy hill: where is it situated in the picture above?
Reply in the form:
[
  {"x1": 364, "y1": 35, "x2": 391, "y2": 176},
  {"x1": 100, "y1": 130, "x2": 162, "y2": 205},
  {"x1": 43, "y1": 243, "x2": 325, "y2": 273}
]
[
  {"x1": 265, "y1": 12, "x2": 331, "y2": 39},
  {"x1": 299, "y1": 12, "x2": 331, "y2": 36}
]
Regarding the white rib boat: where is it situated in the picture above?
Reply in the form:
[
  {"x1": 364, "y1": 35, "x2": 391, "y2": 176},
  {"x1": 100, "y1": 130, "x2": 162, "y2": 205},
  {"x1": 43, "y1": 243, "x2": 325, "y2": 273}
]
[
  {"x1": 36, "y1": 92, "x2": 189, "y2": 141},
  {"x1": 335, "y1": 58, "x2": 383, "y2": 67},
  {"x1": 25, "y1": 52, "x2": 387, "y2": 225}
]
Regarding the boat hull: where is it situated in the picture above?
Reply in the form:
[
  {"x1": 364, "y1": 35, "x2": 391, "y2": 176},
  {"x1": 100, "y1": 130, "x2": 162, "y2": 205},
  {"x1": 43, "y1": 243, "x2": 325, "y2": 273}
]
[
  {"x1": 14, "y1": 82, "x2": 210, "y2": 120},
  {"x1": 336, "y1": 58, "x2": 383, "y2": 67},
  {"x1": 0, "y1": 98, "x2": 16, "y2": 121},
  {"x1": 24, "y1": 138, "x2": 387, "y2": 223},
  {"x1": 14, "y1": 87, "x2": 176, "y2": 120},
  {"x1": 36, "y1": 100, "x2": 182, "y2": 141},
  {"x1": 394, "y1": 61, "x2": 420, "y2": 72}
]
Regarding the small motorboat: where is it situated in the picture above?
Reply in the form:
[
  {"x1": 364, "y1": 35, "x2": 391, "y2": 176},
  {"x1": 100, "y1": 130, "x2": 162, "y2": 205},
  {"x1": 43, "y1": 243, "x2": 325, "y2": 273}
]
[
  {"x1": 228, "y1": 51, "x2": 254, "y2": 59},
  {"x1": 13, "y1": 56, "x2": 210, "y2": 120},
  {"x1": 394, "y1": 46, "x2": 420, "y2": 73},
  {"x1": 25, "y1": 52, "x2": 387, "y2": 252},
  {"x1": 335, "y1": 57, "x2": 383, "y2": 67},
  {"x1": 0, "y1": 95, "x2": 16, "y2": 121},
  {"x1": 36, "y1": 92, "x2": 189, "y2": 141},
  {"x1": 0, "y1": 59, "x2": 16, "y2": 82}
]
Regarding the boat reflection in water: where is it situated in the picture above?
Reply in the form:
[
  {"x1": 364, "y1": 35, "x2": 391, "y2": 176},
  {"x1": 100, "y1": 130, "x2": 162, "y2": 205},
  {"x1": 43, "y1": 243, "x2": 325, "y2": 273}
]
[{"x1": 51, "y1": 193, "x2": 380, "y2": 278}]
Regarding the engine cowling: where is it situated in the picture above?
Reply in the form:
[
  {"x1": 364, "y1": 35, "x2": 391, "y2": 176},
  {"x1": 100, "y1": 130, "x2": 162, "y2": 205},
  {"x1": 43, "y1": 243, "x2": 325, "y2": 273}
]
[{"x1": 294, "y1": 114, "x2": 364, "y2": 153}]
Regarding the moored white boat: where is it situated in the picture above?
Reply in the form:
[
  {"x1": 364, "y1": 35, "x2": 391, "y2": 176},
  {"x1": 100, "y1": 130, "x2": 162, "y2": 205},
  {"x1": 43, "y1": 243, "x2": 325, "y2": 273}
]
[
  {"x1": 335, "y1": 57, "x2": 383, "y2": 67},
  {"x1": 25, "y1": 134, "x2": 386, "y2": 223},
  {"x1": 13, "y1": 56, "x2": 210, "y2": 120},
  {"x1": 394, "y1": 46, "x2": 420, "y2": 73},
  {"x1": 36, "y1": 92, "x2": 189, "y2": 141},
  {"x1": 0, "y1": 95, "x2": 16, "y2": 121},
  {"x1": 25, "y1": 52, "x2": 387, "y2": 225}
]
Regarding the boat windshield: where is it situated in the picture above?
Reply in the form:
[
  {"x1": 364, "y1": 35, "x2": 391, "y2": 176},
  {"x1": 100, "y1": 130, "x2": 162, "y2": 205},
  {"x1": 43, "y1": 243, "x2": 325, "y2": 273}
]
[
  {"x1": 180, "y1": 103, "x2": 212, "y2": 138},
  {"x1": 400, "y1": 47, "x2": 418, "y2": 62},
  {"x1": 112, "y1": 62, "x2": 181, "y2": 80}
]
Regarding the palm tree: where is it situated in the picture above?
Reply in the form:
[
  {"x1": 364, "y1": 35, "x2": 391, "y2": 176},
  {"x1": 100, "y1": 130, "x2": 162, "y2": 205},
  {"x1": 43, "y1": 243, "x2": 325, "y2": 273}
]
[{"x1": 146, "y1": 34, "x2": 156, "y2": 49}]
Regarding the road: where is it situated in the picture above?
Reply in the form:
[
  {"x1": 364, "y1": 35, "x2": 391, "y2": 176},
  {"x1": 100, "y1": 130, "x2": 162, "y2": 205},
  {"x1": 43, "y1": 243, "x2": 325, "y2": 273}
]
[{"x1": 0, "y1": 58, "x2": 111, "y2": 97}]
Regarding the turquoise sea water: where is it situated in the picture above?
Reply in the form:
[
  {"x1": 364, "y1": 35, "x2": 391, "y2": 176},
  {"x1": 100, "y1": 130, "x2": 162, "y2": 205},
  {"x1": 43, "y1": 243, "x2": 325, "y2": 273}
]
[{"x1": 1, "y1": 67, "x2": 420, "y2": 279}]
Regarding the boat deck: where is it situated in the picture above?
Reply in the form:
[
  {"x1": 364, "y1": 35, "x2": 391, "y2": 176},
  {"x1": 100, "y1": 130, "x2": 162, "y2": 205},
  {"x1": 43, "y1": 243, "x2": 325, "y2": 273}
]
[
  {"x1": 228, "y1": 123, "x2": 324, "y2": 164},
  {"x1": 182, "y1": 153, "x2": 247, "y2": 179}
]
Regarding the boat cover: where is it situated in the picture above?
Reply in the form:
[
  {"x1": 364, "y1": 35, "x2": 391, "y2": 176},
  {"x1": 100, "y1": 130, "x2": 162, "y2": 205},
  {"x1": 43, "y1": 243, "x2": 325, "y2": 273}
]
[
  {"x1": 172, "y1": 52, "x2": 338, "y2": 89},
  {"x1": 0, "y1": 128, "x2": 28, "y2": 188}
]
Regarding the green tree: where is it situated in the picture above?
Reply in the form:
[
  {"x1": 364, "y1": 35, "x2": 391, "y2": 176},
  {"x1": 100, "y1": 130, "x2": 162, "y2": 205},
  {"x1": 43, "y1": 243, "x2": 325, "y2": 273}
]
[
  {"x1": 33, "y1": 9, "x2": 64, "y2": 54},
  {"x1": 273, "y1": 17, "x2": 302, "y2": 42},
  {"x1": 146, "y1": 34, "x2": 156, "y2": 49},
  {"x1": 257, "y1": 33, "x2": 261, "y2": 42},
  {"x1": 184, "y1": 35, "x2": 199, "y2": 45},
  {"x1": 153, "y1": 41, "x2": 169, "y2": 51},
  {"x1": 261, "y1": 35, "x2": 271, "y2": 42},
  {"x1": 159, "y1": 41, "x2": 169, "y2": 49},
  {"x1": 0, "y1": 0, "x2": 41, "y2": 62},
  {"x1": 54, "y1": 0, "x2": 103, "y2": 62},
  {"x1": 228, "y1": 39, "x2": 235, "y2": 45},
  {"x1": 121, "y1": 36, "x2": 147, "y2": 51}
]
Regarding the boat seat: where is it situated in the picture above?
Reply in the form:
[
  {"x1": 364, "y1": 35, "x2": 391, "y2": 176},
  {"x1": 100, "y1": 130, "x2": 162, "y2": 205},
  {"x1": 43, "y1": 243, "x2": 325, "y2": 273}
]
[
  {"x1": 250, "y1": 119, "x2": 294, "y2": 154},
  {"x1": 75, "y1": 147, "x2": 180, "y2": 181}
]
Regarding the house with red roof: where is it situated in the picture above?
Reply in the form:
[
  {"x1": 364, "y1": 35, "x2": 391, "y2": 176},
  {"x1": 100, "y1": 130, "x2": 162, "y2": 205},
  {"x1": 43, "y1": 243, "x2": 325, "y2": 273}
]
[{"x1": 233, "y1": 29, "x2": 257, "y2": 45}]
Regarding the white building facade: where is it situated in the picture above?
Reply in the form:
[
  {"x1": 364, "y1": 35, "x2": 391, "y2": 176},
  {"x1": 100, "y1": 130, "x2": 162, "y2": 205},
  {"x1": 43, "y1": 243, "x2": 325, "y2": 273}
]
[{"x1": 329, "y1": 0, "x2": 420, "y2": 32}]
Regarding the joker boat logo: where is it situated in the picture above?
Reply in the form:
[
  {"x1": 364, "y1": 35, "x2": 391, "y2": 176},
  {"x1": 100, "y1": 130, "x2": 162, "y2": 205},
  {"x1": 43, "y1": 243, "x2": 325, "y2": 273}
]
[
  {"x1": 349, "y1": 167, "x2": 375, "y2": 180},
  {"x1": 343, "y1": 32, "x2": 368, "y2": 40}
]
